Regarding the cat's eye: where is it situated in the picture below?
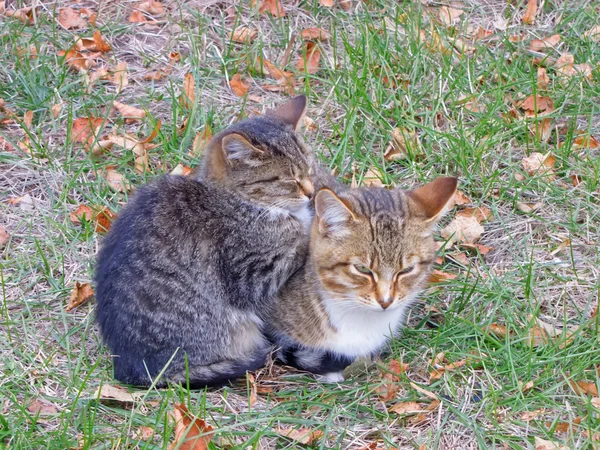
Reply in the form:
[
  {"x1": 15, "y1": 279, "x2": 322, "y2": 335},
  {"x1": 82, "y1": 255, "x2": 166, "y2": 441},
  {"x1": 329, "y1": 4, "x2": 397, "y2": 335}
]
[
  {"x1": 397, "y1": 265, "x2": 415, "y2": 277},
  {"x1": 354, "y1": 265, "x2": 372, "y2": 275}
]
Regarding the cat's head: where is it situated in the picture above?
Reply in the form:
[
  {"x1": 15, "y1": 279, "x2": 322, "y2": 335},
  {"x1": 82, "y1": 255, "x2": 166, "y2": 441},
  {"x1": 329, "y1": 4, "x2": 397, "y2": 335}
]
[
  {"x1": 311, "y1": 177, "x2": 458, "y2": 311},
  {"x1": 200, "y1": 96, "x2": 315, "y2": 213}
]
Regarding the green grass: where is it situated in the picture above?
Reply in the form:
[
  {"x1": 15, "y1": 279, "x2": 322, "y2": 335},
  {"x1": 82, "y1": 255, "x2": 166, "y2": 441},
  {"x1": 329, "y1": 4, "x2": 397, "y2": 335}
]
[{"x1": 1, "y1": 0, "x2": 600, "y2": 449}]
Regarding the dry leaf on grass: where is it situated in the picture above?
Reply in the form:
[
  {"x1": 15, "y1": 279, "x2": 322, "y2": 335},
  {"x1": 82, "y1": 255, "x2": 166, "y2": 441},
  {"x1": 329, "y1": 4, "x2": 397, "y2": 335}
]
[
  {"x1": 429, "y1": 269, "x2": 457, "y2": 283},
  {"x1": 129, "y1": 10, "x2": 148, "y2": 23},
  {"x1": 70, "y1": 205, "x2": 116, "y2": 232},
  {"x1": 71, "y1": 117, "x2": 104, "y2": 149},
  {"x1": 103, "y1": 168, "x2": 129, "y2": 192},
  {"x1": 409, "y1": 399, "x2": 441, "y2": 425},
  {"x1": 169, "y1": 403, "x2": 214, "y2": 450},
  {"x1": 529, "y1": 34, "x2": 561, "y2": 52},
  {"x1": 554, "y1": 53, "x2": 593, "y2": 79},
  {"x1": 111, "y1": 62, "x2": 128, "y2": 92},
  {"x1": 70, "y1": 205, "x2": 94, "y2": 225},
  {"x1": 517, "y1": 201, "x2": 543, "y2": 213},
  {"x1": 521, "y1": 151, "x2": 556, "y2": 178},
  {"x1": 518, "y1": 95, "x2": 554, "y2": 116},
  {"x1": 255, "y1": 57, "x2": 295, "y2": 94},
  {"x1": 4, "y1": 6, "x2": 38, "y2": 25},
  {"x1": 113, "y1": 101, "x2": 146, "y2": 123},
  {"x1": 389, "y1": 401, "x2": 423, "y2": 415},
  {"x1": 522, "y1": 0, "x2": 538, "y2": 25},
  {"x1": 170, "y1": 164, "x2": 194, "y2": 176},
  {"x1": 94, "y1": 384, "x2": 136, "y2": 408},
  {"x1": 319, "y1": 0, "x2": 334, "y2": 6},
  {"x1": 296, "y1": 41, "x2": 322, "y2": 74},
  {"x1": 144, "y1": 70, "x2": 169, "y2": 81},
  {"x1": 529, "y1": 116, "x2": 553, "y2": 141},
  {"x1": 452, "y1": 191, "x2": 471, "y2": 206},
  {"x1": 300, "y1": 27, "x2": 330, "y2": 41},
  {"x1": 191, "y1": 126, "x2": 212, "y2": 157},
  {"x1": 547, "y1": 417, "x2": 582, "y2": 433},
  {"x1": 569, "y1": 380, "x2": 599, "y2": 397},
  {"x1": 274, "y1": 427, "x2": 323, "y2": 445},
  {"x1": 487, "y1": 323, "x2": 510, "y2": 338},
  {"x1": 534, "y1": 437, "x2": 570, "y2": 450},
  {"x1": 441, "y1": 215, "x2": 484, "y2": 245},
  {"x1": 136, "y1": 1, "x2": 165, "y2": 16},
  {"x1": 572, "y1": 134, "x2": 600, "y2": 149},
  {"x1": 180, "y1": 72, "x2": 195, "y2": 110},
  {"x1": 76, "y1": 30, "x2": 112, "y2": 53},
  {"x1": 438, "y1": 6, "x2": 463, "y2": 26},
  {"x1": 7, "y1": 194, "x2": 34, "y2": 211},
  {"x1": 376, "y1": 359, "x2": 408, "y2": 402},
  {"x1": 361, "y1": 167, "x2": 385, "y2": 187},
  {"x1": 258, "y1": 0, "x2": 285, "y2": 17},
  {"x1": 231, "y1": 25, "x2": 257, "y2": 43},
  {"x1": 58, "y1": 49, "x2": 93, "y2": 73},
  {"x1": 229, "y1": 74, "x2": 249, "y2": 97},
  {"x1": 384, "y1": 127, "x2": 420, "y2": 161},
  {"x1": 537, "y1": 67, "x2": 550, "y2": 90},
  {"x1": 521, "y1": 409, "x2": 544, "y2": 421},
  {"x1": 0, "y1": 225, "x2": 9, "y2": 246},
  {"x1": 67, "y1": 282, "x2": 94, "y2": 311},
  {"x1": 58, "y1": 7, "x2": 90, "y2": 29},
  {"x1": 27, "y1": 400, "x2": 58, "y2": 415},
  {"x1": 134, "y1": 426, "x2": 154, "y2": 441},
  {"x1": 583, "y1": 25, "x2": 600, "y2": 41}
]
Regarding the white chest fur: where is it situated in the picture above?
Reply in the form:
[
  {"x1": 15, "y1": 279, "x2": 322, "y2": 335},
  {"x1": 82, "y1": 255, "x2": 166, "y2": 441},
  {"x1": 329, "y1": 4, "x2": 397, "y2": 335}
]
[{"x1": 323, "y1": 300, "x2": 408, "y2": 358}]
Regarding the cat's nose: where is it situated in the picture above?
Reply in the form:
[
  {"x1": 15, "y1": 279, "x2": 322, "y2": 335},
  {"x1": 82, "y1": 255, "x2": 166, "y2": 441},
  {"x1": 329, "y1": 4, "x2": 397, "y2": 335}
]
[
  {"x1": 377, "y1": 297, "x2": 392, "y2": 310},
  {"x1": 299, "y1": 178, "x2": 314, "y2": 199}
]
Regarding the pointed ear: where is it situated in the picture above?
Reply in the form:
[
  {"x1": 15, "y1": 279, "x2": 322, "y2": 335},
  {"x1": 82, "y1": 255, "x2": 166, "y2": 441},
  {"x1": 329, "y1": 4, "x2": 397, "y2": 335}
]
[
  {"x1": 268, "y1": 95, "x2": 307, "y2": 130},
  {"x1": 221, "y1": 134, "x2": 264, "y2": 167},
  {"x1": 407, "y1": 177, "x2": 458, "y2": 223},
  {"x1": 315, "y1": 189, "x2": 355, "y2": 237}
]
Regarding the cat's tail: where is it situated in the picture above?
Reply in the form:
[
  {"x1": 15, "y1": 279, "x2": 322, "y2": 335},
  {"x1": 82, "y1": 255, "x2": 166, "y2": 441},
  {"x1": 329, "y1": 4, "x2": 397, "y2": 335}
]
[{"x1": 166, "y1": 351, "x2": 268, "y2": 389}]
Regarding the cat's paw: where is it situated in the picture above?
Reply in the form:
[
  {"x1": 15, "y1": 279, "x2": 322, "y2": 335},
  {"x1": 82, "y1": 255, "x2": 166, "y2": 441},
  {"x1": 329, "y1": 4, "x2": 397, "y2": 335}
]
[{"x1": 317, "y1": 372, "x2": 345, "y2": 383}]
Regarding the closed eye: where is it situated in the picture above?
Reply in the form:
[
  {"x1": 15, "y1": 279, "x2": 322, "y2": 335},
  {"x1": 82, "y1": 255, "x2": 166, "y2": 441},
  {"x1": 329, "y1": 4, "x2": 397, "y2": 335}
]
[{"x1": 396, "y1": 265, "x2": 415, "y2": 278}]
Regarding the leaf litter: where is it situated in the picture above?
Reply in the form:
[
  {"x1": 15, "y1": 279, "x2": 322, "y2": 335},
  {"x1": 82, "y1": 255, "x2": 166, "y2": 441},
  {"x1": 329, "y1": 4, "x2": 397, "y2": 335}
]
[{"x1": 169, "y1": 403, "x2": 214, "y2": 450}]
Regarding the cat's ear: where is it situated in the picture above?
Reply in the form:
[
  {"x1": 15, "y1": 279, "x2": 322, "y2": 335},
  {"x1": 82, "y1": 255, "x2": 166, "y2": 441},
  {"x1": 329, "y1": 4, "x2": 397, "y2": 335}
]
[
  {"x1": 268, "y1": 95, "x2": 307, "y2": 130},
  {"x1": 221, "y1": 133, "x2": 264, "y2": 167},
  {"x1": 407, "y1": 177, "x2": 458, "y2": 223},
  {"x1": 315, "y1": 189, "x2": 355, "y2": 237}
]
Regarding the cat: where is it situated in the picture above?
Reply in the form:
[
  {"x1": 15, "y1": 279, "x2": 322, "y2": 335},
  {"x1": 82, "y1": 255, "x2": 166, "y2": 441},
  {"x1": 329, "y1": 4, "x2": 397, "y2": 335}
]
[
  {"x1": 94, "y1": 96, "x2": 316, "y2": 388},
  {"x1": 265, "y1": 177, "x2": 458, "y2": 382}
]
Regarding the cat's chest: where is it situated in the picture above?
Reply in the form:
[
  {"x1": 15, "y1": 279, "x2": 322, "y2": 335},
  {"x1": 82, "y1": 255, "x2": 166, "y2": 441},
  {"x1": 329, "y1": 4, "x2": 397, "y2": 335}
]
[{"x1": 324, "y1": 302, "x2": 407, "y2": 358}]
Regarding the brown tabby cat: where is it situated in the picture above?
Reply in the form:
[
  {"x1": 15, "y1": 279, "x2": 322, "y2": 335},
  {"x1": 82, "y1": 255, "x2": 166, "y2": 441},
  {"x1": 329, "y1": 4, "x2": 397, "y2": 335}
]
[{"x1": 266, "y1": 177, "x2": 458, "y2": 382}]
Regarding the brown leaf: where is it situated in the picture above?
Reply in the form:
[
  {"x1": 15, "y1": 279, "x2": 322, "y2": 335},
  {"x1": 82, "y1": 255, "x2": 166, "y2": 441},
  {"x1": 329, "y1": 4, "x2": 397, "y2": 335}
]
[
  {"x1": 180, "y1": 72, "x2": 195, "y2": 110},
  {"x1": 92, "y1": 30, "x2": 112, "y2": 53},
  {"x1": 103, "y1": 168, "x2": 129, "y2": 192},
  {"x1": 94, "y1": 384, "x2": 136, "y2": 408},
  {"x1": 376, "y1": 359, "x2": 408, "y2": 402},
  {"x1": 487, "y1": 323, "x2": 509, "y2": 338},
  {"x1": 111, "y1": 62, "x2": 128, "y2": 92},
  {"x1": 27, "y1": 400, "x2": 58, "y2": 415},
  {"x1": 537, "y1": 67, "x2": 549, "y2": 90},
  {"x1": 129, "y1": 10, "x2": 147, "y2": 23},
  {"x1": 408, "y1": 399, "x2": 441, "y2": 425},
  {"x1": 438, "y1": 6, "x2": 463, "y2": 26},
  {"x1": 300, "y1": 27, "x2": 330, "y2": 41},
  {"x1": 547, "y1": 417, "x2": 581, "y2": 433},
  {"x1": 71, "y1": 117, "x2": 104, "y2": 148},
  {"x1": 521, "y1": 409, "x2": 543, "y2": 421},
  {"x1": 67, "y1": 282, "x2": 94, "y2": 311},
  {"x1": 231, "y1": 25, "x2": 257, "y2": 43},
  {"x1": 452, "y1": 190, "x2": 471, "y2": 206},
  {"x1": 429, "y1": 269, "x2": 457, "y2": 283},
  {"x1": 95, "y1": 207, "x2": 117, "y2": 233},
  {"x1": 518, "y1": 95, "x2": 554, "y2": 115},
  {"x1": 297, "y1": 41, "x2": 322, "y2": 74},
  {"x1": 58, "y1": 7, "x2": 89, "y2": 29},
  {"x1": 170, "y1": 164, "x2": 194, "y2": 176},
  {"x1": 258, "y1": 0, "x2": 285, "y2": 17},
  {"x1": 569, "y1": 380, "x2": 599, "y2": 396},
  {"x1": 522, "y1": 0, "x2": 538, "y2": 25},
  {"x1": 409, "y1": 382, "x2": 439, "y2": 400},
  {"x1": 528, "y1": 325, "x2": 551, "y2": 346},
  {"x1": 143, "y1": 70, "x2": 169, "y2": 81},
  {"x1": 70, "y1": 205, "x2": 94, "y2": 225},
  {"x1": 456, "y1": 206, "x2": 493, "y2": 223},
  {"x1": 134, "y1": 426, "x2": 154, "y2": 441},
  {"x1": 319, "y1": 0, "x2": 334, "y2": 6},
  {"x1": 583, "y1": 25, "x2": 600, "y2": 42},
  {"x1": 256, "y1": 57, "x2": 295, "y2": 93},
  {"x1": 247, "y1": 373, "x2": 258, "y2": 408},
  {"x1": 169, "y1": 403, "x2": 214, "y2": 450},
  {"x1": 136, "y1": 1, "x2": 165, "y2": 16},
  {"x1": 573, "y1": 134, "x2": 600, "y2": 149},
  {"x1": 274, "y1": 427, "x2": 323, "y2": 445},
  {"x1": 534, "y1": 437, "x2": 569, "y2": 450},
  {"x1": 384, "y1": 127, "x2": 420, "y2": 161},
  {"x1": 229, "y1": 74, "x2": 250, "y2": 97},
  {"x1": 191, "y1": 126, "x2": 212, "y2": 157},
  {"x1": 4, "y1": 6, "x2": 38, "y2": 25},
  {"x1": 521, "y1": 151, "x2": 555, "y2": 178},
  {"x1": 58, "y1": 49, "x2": 92, "y2": 73},
  {"x1": 51, "y1": 103, "x2": 62, "y2": 119},
  {"x1": 441, "y1": 215, "x2": 484, "y2": 245},
  {"x1": 522, "y1": 380, "x2": 535, "y2": 392},
  {"x1": 389, "y1": 401, "x2": 423, "y2": 415},
  {"x1": 529, "y1": 34, "x2": 561, "y2": 52},
  {"x1": 0, "y1": 225, "x2": 9, "y2": 246},
  {"x1": 517, "y1": 201, "x2": 543, "y2": 213},
  {"x1": 361, "y1": 167, "x2": 385, "y2": 187},
  {"x1": 461, "y1": 243, "x2": 493, "y2": 255},
  {"x1": 113, "y1": 101, "x2": 146, "y2": 123}
]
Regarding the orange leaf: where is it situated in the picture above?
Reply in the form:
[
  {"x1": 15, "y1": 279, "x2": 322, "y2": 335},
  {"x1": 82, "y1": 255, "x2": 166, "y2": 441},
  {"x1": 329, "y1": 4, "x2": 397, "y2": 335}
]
[
  {"x1": 389, "y1": 401, "x2": 423, "y2": 415},
  {"x1": 376, "y1": 359, "x2": 408, "y2": 402},
  {"x1": 135, "y1": 426, "x2": 154, "y2": 441},
  {"x1": 570, "y1": 380, "x2": 599, "y2": 396},
  {"x1": 319, "y1": 0, "x2": 334, "y2": 6},
  {"x1": 429, "y1": 269, "x2": 457, "y2": 283},
  {"x1": 522, "y1": 0, "x2": 538, "y2": 25},
  {"x1": 58, "y1": 7, "x2": 89, "y2": 29},
  {"x1": 456, "y1": 206, "x2": 493, "y2": 223},
  {"x1": 191, "y1": 126, "x2": 212, "y2": 157},
  {"x1": 136, "y1": 1, "x2": 165, "y2": 16},
  {"x1": 229, "y1": 74, "x2": 249, "y2": 97},
  {"x1": 103, "y1": 168, "x2": 130, "y2": 192},
  {"x1": 441, "y1": 215, "x2": 484, "y2": 245},
  {"x1": 258, "y1": 0, "x2": 285, "y2": 17},
  {"x1": 438, "y1": 6, "x2": 463, "y2": 26},
  {"x1": 274, "y1": 427, "x2": 323, "y2": 445},
  {"x1": 129, "y1": 10, "x2": 147, "y2": 23},
  {"x1": 95, "y1": 207, "x2": 117, "y2": 233},
  {"x1": 537, "y1": 67, "x2": 549, "y2": 90},
  {"x1": 67, "y1": 282, "x2": 94, "y2": 311},
  {"x1": 169, "y1": 404, "x2": 214, "y2": 450},
  {"x1": 113, "y1": 101, "x2": 146, "y2": 122},
  {"x1": 231, "y1": 25, "x2": 257, "y2": 43},
  {"x1": 518, "y1": 95, "x2": 554, "y2": 115},
  {"x1": 92, "y1": 30, "x2": 112, "y2": 53},
  {"x1": 111, "y1": 62, "x2": 128, "y2": 92},
  {"x1": 487, "y1": 323, "x2": 509, "y2": 338},
  {"x1": 71, "y1": 117, "x2": 104, "y2": 147},
  {"x1": 180, "y1": 72, "x2": 195, "y2": 110},
  {"x1": 300, "y1": 27, "x2": 330, "y2": 41},
  {"x1": 297, "y1": 41, "x2": 322, "y2": 74},
  {"x1": 529, "y1": 34, "x2": 561, "y2": 52},
  {"x1": 70, "y1": 205, "x2": 94, "y2": 225},
  {"x1": 0, "y1": 225, "x2": 9, "y2": 246},
  {"x1": 58, "y1": 49, "x2": 93, "y2": 73}
]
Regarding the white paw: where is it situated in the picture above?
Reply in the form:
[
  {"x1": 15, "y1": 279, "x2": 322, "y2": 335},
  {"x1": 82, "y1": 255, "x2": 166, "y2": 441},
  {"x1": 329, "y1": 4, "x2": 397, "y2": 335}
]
[{"x1": 317, "y1": 372, "x2": 345, "y2": 383}]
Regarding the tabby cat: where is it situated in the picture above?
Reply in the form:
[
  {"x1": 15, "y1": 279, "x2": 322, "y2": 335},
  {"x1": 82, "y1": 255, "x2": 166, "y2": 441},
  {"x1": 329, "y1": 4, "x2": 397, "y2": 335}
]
[
  {"x1": 94, "y1": 96, "x2": 315, "y2": 387},
  {"x1": 266, "y1": 177, "x2": 458, "y2": 382}
]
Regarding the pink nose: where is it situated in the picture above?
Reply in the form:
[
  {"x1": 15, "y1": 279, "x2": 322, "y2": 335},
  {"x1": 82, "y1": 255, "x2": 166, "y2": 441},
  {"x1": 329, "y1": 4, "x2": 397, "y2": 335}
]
[{"x1": 377, "y1": 298, "x2": 392, "y2": 310}]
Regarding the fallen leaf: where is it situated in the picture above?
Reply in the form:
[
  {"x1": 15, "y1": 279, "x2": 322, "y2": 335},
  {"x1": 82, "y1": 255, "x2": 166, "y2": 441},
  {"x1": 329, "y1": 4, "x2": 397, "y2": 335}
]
[
  {"x1": 441, "y1": 215, "x2": 484, "y2": 245},
  {"x1": 361, "y1": 167, "x2": 385, "y2": 187},
  {"x1": 113, "y1": 101, "x2": 146, "y2": 123},
  {"x1": 129, "y1": 10, "x2": 147, "y2": 23},
  {"x1": 58, "y1": 7, "x2": 89, "y2": 29},
  {"x1": 258, "y1": 0, "x2": 285, "y2": 17},
  {"x1": 534, "y1": 437, "x2": 569, "y2": 450},
  {"x1": 51, "y1": 103, "x2": 62, "y2": 119},
  {"x1": 522, "y1": 380, "x2": 535, "y2": 392},
  {"x1": 452, "y1": 190, "x2": 471, "y2": 206},
  {"x1": 455, "y1": 206, "x2": 493, "y2": 223},
  {"x1": 169, "y1": 403, "x2": 214, "y2": 450},
  {"x1": 573, "y1": 134, "x2": 600, "y2": 149},
  {"x1": 247, "y1": 373, "x2": 258, "y2": 408},
  {"x1": 229, "y1": 74, "x2": 250, "y2": 97},
  {"x1": 134, "y1": 426, "x2": 154, "y2": 441},
  {"x1": 429, "y1": 269, "x2": 457, "y2": 283},
  {"x1": 409, "y1": 382, "x2": 439, "y2": 401},
  {"x1": 409, "y1": 399, "x2": 441, "y2": 425},
  {"x1": 461, "y1": 243, "x2": 493, "y2": 255},
  {"x1": 274, "y1": 427, "x2": 323, "y2": 445},
  {"x1": 389, "y1": 401, "x2": 423, "y2": 415},
  {"x1": 473, "y1": 26, "x2": 493, "y2": 40},
  {"x1": 517, "y1": 201, "x2": 543, "y2": 213},
  {"x1": 521, "y1": 409, "x2": 544, "y2": 421},
  {"x1": 70, "y1": 205, "x2": 94, "y2": 225},
  {"x1": 231, "y1": 25, "x2": 257, "y2": 43},
  {"x1": 95, "y1": 207, "x2": 117, "y2": 232},
  {"x1": 300, "y1": 27, "x2": 330, "y2": 41},
  {"x1": 191, "y1": 126, "x2": 212, "y2": 157},
  {"x1": 4, "y1": 6, "x2": 38, "y2": 25},
  {"x1": 438, "y1": 6, "x2": 463, "y2": 26},
  {"x1": 94, "y1": 384, "x2": 136, "y2": 408},
  {"x1": 89, "y1": 30, "x2": 111, "y2": 53},
  {"x1": 521, "y1": 151, "x2": 556, "y2": 178},
  {"x1": 319, "y1": 0, "x2": 334, "y2": 6},
  {"x1": 103, "y1": 168, "x2": 129, "y2": 192},
  {"x1": 27, "y1": 400, "x2": 58, "y2": 415},
  {"x1": 522, "y1": 0, "x2": 538, "y2": 25},
  {"x1": 518, "y1": 95, "x2": 554, "y2": 116},
  {"x1": 143, "y1": 70, "x2": 168, "y2": 81},
  {"x1": 71, "y1": 117, "x2": 104, "y2": 148},
  {"x1": 297, "y1": 41, "x2": 322, "y2": 74},
  {"x1": 529, "y1": 34, "x2": 561, "y2": 52},
  {"x1": 255, "y1": 57, "x2": 295, "y2": 94},
  {"x1": 0, "y1": 225, "x2": 9, "y2": 246},
  {"x1": 487, "y1": 323, "x2": 509, "y2": 338},
  {"x1": 7, "y1": 194, "x2": 34, "y2": 211},
  {"x1": 528, "y1": 325, "x2": 551, "y2": 346},
  {"x1": 537, "y1": 67, "x2": 550, "y2": 90},
  {"x1": 170, "y1": 164, "x2": 194, "y2": 176},
  {"x1": 136, "y1": 1, "x2": 165, "y2": 16},
  {"x1": 570, "y1": 174, "x2": 582, "y2": 186},
  {"x1": 384, "y1": 127, "x2": 420, "y2": 161},
  {"x1": 583, "y1": 25, "x2": 600, "y2": 42},
  {"x1": 67, "y1": 282, "x2": 94, "y2": 311},
  {"x1": 570, "y1": 380, "x2": 599, "y2": 397},
  {"x1": 111, "y1": 62, "x2": 128, "y2": 92},
  {"x1": 553, "y1": 54, "x2": 591, "y2": 80},
  {"x1": 376, "y1": 359, "x2": 408, "y2": 402},
  {"x1": 547, "y1": 417, "x2": 581, "y2": 433},
  {"x1": 180, "y1": 72, "x2": 195, "y2": 110},
  {"x1": 58, "y1": 49, "x2": 92, "y2": 73}
]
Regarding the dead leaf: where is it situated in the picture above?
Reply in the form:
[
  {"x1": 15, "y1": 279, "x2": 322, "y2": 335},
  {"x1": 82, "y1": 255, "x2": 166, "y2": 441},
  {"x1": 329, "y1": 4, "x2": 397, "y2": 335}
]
[
  {"x1": 170, "y1": 164, "x2": 194, "y2": 176},
  {"x1": 70, "y1": 205, "x2": 94, "y2": 225},
  {"x1": 376, "y1": 359, "x2": 408, "y2": 402},
  {"x1": 521, "y1": 409, "x2": 543, "y2": 421},
  {"x1": 300, "y1": 27, "x2": 330, "y2": 41},
  {"x1": 231, "y1": 25, "x2": 257, "y2": 43},
  {"x1": 461, "y1": 243, "x2": 493, "y2": 255},
  {"x1": 77, "y1": 30, "x2": 112, "y2": 53},
  {"x1": 456, "y1": 206, "x2": 493, "y2": 223},
  {"x1": 4, "y1": 6, "x2": 38, "y2": 25},
  {"x1": 258, "y1": 0, "x2": 285, "y2": 17},
  {"x1": 51, "y1": 103, "x2": 62, "y2": 119},
  {"x1": 569, "y1": 380, "x2": 599, "y2": 397},
  {"x1": 7, "y1": 194, "x2": 34, "y2": 211},
  {"x1": 429, "y1": 269, "x2": 457, "y2": 283},
  {"x1": 409, "y1": 399, "x2": 441, "y2": 425},
  {"x1": 319, "y1": 0, "x2": 334, "y2": 6},
  {"x1": 361, "y1": 167, "x2": 385, "y2": 187},
  {"x1": 255, "y1": 57, "x2": 295, "y2": 94},
  {"x1": 191, "y1": 126, "x2": 212, "y2": 157},
  {"x1": 95, "y1": 207, "x2": 117, "y2": 232},
  {"x1": 129, "y1": 10, "x2": 147, "y2": 23},
  {"x1": 67, "y1": 282, "x2": 94, "y2": 311},
  {"x1": 521, "y1": 151, "x2": 556, "y2": 178},
  {"x1": 58, "y1": 49, "x2": 92, "y2": 73},
  {"x1": 94, "y1": 384, "x2": 136, "y2": 408},
  {"x1": 229, "y1": 74, "x2": 250, "y2": 97},
  {"x1": 534, "y1": 437, "x2": 569, "y2": 450},
  {"x1": 180, "y1": 72, "x2": 195, "y2": 110},
  {"x1": 438, "y1": 6, "x2": 463, "y2": 26},
  {"x1": 169, "y1": 403, "x2": 214, "y2": 450},
  {"x1": 528, "y1": 326, "x2": 551, "y2": 346},
  {"x1": 58, "y1": 7, "x2": 89, "y2": 29},
  {"x1": 441, "y1": 215, "x2": 484, "y2": 245},
  {"x1": 71, "y1": 117, "x2": 104, "y2": 148},
  {"x1": 247, "y1": 373, "x2": 258, "y2": 408},
  {"x1": 518, "y1": 95, "x2": 554, "y2": 116},
  {"x1": 547, "y1": 417, "x2": 581, "y2": 433},
  {"x1": 103, "y1": 168, "x2": 129, "y2": 192},
  {"x1": 297, "y1": 41, "x2": 322, "y2": 74},
  {"x1": 113, "y1": 101, "x2": 146, "y2": 123},
  {"x1": 583, "y1": 25, "x2": 600, "y2": 42},
  {"x1": 572, "y1": 134, "x2": 600, "y2": 149},
  {"x1": 27, "y1": 400, "x2": 58, "y2": 415},
  {"x1": 522, "y1": 380, "x2": 535, "y2": 392},
  {"x1": 570, "y1": 174, "x2": 582, "y2": 186},
  {"x1": 274, "y1": 427, "x2": 323, "y2": 445},
  {"x1": 144, "y1": 70, "x2": 169, "y2": 81},
  {"x1": 409, "y1": 382, "x2": 439, "y2": 400},
  {"x1": 530, "y1": 115, "x2": 553, "y2": 141},
  {"x1": 522, "y1": 0, "x2": 538, "y2": 25},
  {"x1": 537, "y1": 67, "x2": 549, "y2": 90},
  {"x1": 554, "y1": 54, "x2": 592, "y2": 79},
  {"x1": 136, "y1": 1, "x2": 165, "y2": 16},
  {"x1": 487, "y1": 323, "x2": 509, "y2": 338},
  {"x1": 134, "y1": 426, "x2": 154, "y2": 441},
  {"x1": 529, "y1": 34, "x2": 561, "y2": 52},
  {"x1": 71, "y1": 205, "x2": 116, "y2": 232},
  {"x1": 384, "y1": 127, "x2": 420, "y2": 161},
  {"x1": 0, "y1": 225, "x2": 9, "y2": 246},
  {"x1": 389, "y1": 401, "x2": 423, "y2": 415},
  {"x1": 517, "y1": 201, "x2": 543, "y2": 213},
  {"x1": 453, "y1": 191, "x2": 471, "y2": 206},
  {"x1": 111, "y1": 62, "x2": 128, "y2": 92}
]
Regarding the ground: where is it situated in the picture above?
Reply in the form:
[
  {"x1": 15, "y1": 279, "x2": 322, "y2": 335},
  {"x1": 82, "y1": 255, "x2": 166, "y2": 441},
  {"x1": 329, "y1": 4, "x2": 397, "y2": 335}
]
[{"x1": 1, "y1": 0, "x2": 599, "y2": 449}]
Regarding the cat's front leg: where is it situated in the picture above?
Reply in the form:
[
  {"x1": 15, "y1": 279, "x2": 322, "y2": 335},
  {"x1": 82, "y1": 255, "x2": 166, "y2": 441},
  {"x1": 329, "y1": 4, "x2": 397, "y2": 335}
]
[{"x1": 277, "y1": 345, "x2": 353, "y2": 382}]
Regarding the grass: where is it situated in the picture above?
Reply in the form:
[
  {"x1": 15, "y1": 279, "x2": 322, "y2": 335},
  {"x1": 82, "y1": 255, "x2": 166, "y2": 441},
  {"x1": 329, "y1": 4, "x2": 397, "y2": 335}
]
[{"x1": 1, "y1": 0, "x2": 600, "y2": 448}]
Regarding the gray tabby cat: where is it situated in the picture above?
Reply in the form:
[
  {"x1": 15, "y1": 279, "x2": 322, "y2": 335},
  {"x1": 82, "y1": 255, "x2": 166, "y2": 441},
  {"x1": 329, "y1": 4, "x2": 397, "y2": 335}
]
[{"x1": 94, "y1": 96, "x2": 315, "y2": 387}]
